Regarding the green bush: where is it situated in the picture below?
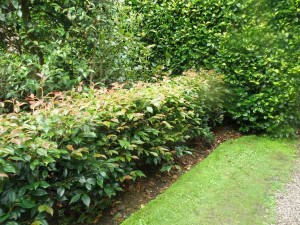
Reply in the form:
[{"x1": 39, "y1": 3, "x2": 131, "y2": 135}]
[
  {"x1": 0, "y1": 71, "x2": 227, "y2": 224},
  {"x1": 127, "y1": 0, "x2": 300, "y2": 136},
  {"x1": 126, "y1": 0, "x2": 243, "y2": 74},
  {"x1": 213, "y1": 0, "x2": 300, "y2": 136},
  {"x1": 0, "y1": 0, "x2": 151, "y2": 101}
]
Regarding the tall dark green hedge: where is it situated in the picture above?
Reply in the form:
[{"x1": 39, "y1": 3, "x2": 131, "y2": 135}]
[
  {"x1": 127, "y1": 0, "x2": 300, "y2": 136},
  {"x1": 214, "y1": 0, "x2": 300, "y2": 136},
  {"x1": 127, "y1": 0, "x2": 243, "y2": 74}
]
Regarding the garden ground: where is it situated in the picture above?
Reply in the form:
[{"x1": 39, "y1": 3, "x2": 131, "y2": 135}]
[{"x1": 120, "y1": 135, "x2": 299, "y2": 225}]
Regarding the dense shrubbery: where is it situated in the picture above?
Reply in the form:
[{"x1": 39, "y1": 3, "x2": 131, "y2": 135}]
[
  {"x1": 127, "y1": 0, "x2": 300, "y2": 136},
  {"x1": 3, "y1": 0, "x2": 298, "y2": 135},
  {"x1": 0, "y1": 0, "x2": 299, "y2": 223},
  {"x1": 214, "y1": 1, "x2": 300, "y2": 136},
  {"x1": 0, "y1": 0, "x2": 151, "y2": 101},
  {"x1": 0, "y1": 71, "x2": 227, "y2": 224},
  {"x1": 126, "y1": 0, "x2": 242, "y2": 74}
]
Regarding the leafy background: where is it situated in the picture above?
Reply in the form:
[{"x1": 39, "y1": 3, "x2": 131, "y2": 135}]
[
  {"x1": 127, "y1": 0, "x2": 300, "y2": 136},
  {"x1": 0, "y1": 0, "x2": 299, "y2": 224}
]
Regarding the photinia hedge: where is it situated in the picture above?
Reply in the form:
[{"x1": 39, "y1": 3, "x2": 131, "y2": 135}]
[{"x1": 0, "y1": 70, "x2": 227, "y2": 224}]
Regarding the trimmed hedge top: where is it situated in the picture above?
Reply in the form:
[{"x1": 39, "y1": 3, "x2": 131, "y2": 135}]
[{"x1": 0, "y1": 71, "x2": 227, "y2": 224}]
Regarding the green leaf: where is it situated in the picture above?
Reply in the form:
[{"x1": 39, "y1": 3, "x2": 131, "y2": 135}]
[
  {"x1": 38, "y1": 205, "x2": 54, "y2": 216},
  {"x1": 57, "y1": 187, "x2": 65, "y2": 197},
  {"x1": 4, "y1": 164, "x2": 16, "y2": 173},
  {"x1": 81, "y1": 194, "x2": 90, "y2": 207},
  {"x1": 100, "y1": 171, "x2": 107, "y2": 177},
  {"x1": 108, "y1": 150, "x2": 118, "y2": 155},
  {"x1": 39, "y1": 181, "x2": 50, "y2": 188},
  {"x1": 10, "y1": 156, "x2": 25, "y2": 162},
  {"x1": 85, "y1": 183, "x2": 92, "y2": 190},
  {"x1": 18, "y1": 187, "x2": 27, "y2": 197},
  {"x1": 8, "y1": 189, "x2": 16, "y2": 203},
  {"x1": 118, "y1": 139, "x2": 130, "y2": 148},
  {"x1": 19, "y1": 198, "x2": 35, "y2": 209},
  {"x1": 162, "y1": 121, "x2": 173, "y2": 129},
  {"x1": 0, "y1": 12, "x2": 5, "y2": 22},
  {"x1": 131, "y1": 140, "x2": 145, "y2": 145},
  {"x1": 146, "y1": 106, "x2": 153, "y2": 113},
  {"x1": 17, "y1": 10, "x2": 22, "y2": 18},
  {"x1": 43, "y1": 156, "x2": 55, "y2": 165},
  {"x1": 135, "y1": 170, "x2": 146, "y2": 177},
  {"x1": 0, "y1": 213, "x2": 9, "y2": 223},
  {"x1": 150, "y1": 152, "x2": 159, "y2": 157},
  {"x1": 87, "y1": 178, "x2": 96, "y2": 185},
  {"x1": 32, "y1": 189, "x2": 47, "y2": 196},
  {"x1": 104, "y1": 187, "x2": 115, "y2": 198},
  {"x1": 82, "y1": 131, "x2": 97, "y2": 138},
  {"x1": 96, "y1": 176, "x2": 104, "y2": 187},
  {"x1": 36, "y1": 148, "x2": 47, "y2": 156},
  {"x1": 12, "y1": 0, "x2": 19, "y2": 9},
  {"x1": 24, "y1": 154, "x2": 32, "y2": 161},
  {"x1": 31, "y1": 221, "x2": 42, "y2": 225},
  {"x1": 70, "y1": 194, "x2": 81, "y2": 204},
  {"x1": 30, "y1": 160, "x2": 40, "y2": 170},
  {"x1": 0, "y1": 147, "x2": 14, "y2": 156}
]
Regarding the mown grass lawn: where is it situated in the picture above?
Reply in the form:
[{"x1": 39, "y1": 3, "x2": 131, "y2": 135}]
[{"x1": 122, "y1": 136, "x2": 299, "y2": 225}]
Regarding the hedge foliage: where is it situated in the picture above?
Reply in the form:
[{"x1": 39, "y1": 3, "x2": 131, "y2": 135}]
[
  {"x1": 215, "y1": 0, "x2": 300, "y2": 136},
  {"x1": 0, "y1": 0, "x2": 151, "y2": 101},
  {"x1": 128, "y1": 0, "x2": 300, "y2": 136},
  {"x1": 127, "y1": 0, "x2": 243, "y2": 73},
  {"x1": 0, "y1": 71, "x2": 227, "y2": 224}
]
